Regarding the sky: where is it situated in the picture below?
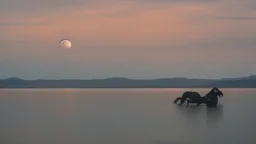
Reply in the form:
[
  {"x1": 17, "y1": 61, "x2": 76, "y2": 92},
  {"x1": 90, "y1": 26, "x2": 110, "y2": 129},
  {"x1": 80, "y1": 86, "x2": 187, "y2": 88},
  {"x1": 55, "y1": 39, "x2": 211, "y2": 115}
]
[{"x1": 1, "y1": 0, "x2": 256, "y2": 80}]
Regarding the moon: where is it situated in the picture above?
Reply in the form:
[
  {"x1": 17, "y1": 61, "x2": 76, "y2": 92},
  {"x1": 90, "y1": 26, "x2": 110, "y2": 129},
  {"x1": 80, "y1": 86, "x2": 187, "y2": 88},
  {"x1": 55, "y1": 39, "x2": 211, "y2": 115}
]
[{"x1": 60, "y1": 39, "x2": 72, "y2": 49}]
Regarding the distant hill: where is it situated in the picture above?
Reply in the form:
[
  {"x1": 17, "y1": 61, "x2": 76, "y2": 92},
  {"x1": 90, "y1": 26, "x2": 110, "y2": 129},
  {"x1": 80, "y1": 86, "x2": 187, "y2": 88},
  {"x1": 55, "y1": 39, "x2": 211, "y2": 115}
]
[
  {"x1": 0, "y1": 76, "x2": 256, "y2": 88},
  {"x1": 221, "y1": 75, "x2": 256, "y2": 81},
  {"x1": 5, "y1": 77, "x2": 23, "y2": 80}
]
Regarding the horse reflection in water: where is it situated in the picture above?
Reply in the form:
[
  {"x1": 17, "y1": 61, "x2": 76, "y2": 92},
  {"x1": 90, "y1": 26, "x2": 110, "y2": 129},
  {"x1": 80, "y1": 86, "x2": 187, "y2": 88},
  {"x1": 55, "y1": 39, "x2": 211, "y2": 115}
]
[
  {"x1": 207, "y1": 104, "x2": 224, "y2": 124},
  {"x1": 206, "y1": 104, "x2": 224, "y2": 142},
  {"x1": 174, "y1": 87, "x2": 224, "y2": 107},
  {"x1": 174, "y1": 103, "x2": 224, "y2": 141}
]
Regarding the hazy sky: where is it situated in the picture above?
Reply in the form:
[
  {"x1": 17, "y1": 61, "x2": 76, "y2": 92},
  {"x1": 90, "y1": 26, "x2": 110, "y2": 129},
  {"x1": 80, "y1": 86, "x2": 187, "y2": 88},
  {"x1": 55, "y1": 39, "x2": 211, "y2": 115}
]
[{"x1": 1, "y1": 0, "x2": 256, "y2": 79}]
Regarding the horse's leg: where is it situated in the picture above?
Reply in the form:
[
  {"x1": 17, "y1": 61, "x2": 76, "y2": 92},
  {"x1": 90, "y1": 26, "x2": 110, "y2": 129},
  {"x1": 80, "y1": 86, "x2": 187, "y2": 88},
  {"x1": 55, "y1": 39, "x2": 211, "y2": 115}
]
[
  {"x1": 186, "y1": 100, "x2": 190, "y2": 107},
  {"x1": 174, "y1": 97, "x2": 182, "y2": 104},
  {"x1": 196, "y1": 102, "x2": 201, "y2": 107}
]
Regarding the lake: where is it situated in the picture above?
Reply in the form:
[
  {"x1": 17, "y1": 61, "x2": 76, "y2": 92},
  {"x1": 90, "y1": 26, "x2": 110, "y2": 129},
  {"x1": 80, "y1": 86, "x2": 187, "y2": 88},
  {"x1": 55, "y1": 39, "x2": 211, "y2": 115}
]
[{"x1": 1, "y1": 88, "x2": 256, "y2": 144}]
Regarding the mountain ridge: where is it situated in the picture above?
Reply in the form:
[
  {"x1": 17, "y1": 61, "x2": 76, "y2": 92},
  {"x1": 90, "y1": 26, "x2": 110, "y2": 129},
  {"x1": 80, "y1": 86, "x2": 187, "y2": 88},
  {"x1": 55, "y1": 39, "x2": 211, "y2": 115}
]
[{"x1": 1, "y1": 75, "x2": 256, "y2": 88}]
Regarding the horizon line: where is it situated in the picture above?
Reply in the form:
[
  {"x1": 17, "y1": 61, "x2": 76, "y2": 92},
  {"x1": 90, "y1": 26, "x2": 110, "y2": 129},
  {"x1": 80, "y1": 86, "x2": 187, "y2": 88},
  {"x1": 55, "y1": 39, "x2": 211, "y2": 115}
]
[{"x1": 2, "y1": 75, "x2": 256, "y2": 81}]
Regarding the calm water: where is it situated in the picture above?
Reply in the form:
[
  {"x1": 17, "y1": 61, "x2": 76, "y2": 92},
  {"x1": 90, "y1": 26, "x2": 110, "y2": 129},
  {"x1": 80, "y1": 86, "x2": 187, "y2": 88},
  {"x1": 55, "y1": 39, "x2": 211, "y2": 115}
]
[{"x1": 1, "y1": 88, "x2": 256, "y2": 144}]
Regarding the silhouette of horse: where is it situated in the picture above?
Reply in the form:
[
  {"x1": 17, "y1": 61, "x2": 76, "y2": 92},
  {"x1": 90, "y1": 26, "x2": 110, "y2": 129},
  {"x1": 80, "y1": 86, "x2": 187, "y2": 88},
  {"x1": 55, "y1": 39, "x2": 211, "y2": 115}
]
[
  {"x1": 174, "y1": 87, "x2": 223, "y2": 107},
  {"x1": 205, "y1": 87, "x2": 223, "y2": 107}
]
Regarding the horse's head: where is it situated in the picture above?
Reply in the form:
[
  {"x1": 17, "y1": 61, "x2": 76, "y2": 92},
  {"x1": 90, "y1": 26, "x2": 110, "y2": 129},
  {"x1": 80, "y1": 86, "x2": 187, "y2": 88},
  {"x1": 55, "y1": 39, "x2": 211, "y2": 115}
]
[{"x1": 211, "y1": 87, "x2": 223, "y2": 98}]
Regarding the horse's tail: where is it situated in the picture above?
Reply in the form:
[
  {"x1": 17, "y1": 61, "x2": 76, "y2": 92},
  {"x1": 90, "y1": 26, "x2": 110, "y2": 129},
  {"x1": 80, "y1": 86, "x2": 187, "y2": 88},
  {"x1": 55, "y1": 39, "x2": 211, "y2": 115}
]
[
  {"x1": 174, "y1": 97, "x2": 187, "y2": 105},
  {"x1": 174, "y1": 92, "x2": 189, "y2": 105},
  {"x1": 179, "y1": 97, "x2": 187, "y2": 105},
  {"x1": 174, "y1": 97, "x2": 182, "y2": 104}
]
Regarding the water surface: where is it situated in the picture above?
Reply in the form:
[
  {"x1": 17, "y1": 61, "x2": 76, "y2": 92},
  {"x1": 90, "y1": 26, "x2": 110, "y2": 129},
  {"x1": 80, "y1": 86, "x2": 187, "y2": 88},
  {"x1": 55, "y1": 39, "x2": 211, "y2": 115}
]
[{"x1": 1, "y1": 88, "x2": 256, "y2": 144}]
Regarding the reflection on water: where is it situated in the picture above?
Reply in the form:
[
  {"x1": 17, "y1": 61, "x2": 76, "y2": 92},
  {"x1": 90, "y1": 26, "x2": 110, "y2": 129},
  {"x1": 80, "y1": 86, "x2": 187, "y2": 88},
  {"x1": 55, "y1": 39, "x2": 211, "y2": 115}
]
[
  {"x1": 206, "y1": 104, "x2": 224, "y2": 124},
  {"x1": 154, "y1": 141, "x2": 191, "y2": 144},
  {"x1": 0, "y1": 89, "x2": 256, "y2": 144}
]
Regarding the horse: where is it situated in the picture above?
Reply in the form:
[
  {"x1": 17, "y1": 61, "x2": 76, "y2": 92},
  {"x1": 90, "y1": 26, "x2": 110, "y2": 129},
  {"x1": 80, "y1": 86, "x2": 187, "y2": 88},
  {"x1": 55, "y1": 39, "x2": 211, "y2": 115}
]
[
  {"x1": 205, "y1": 87, "x2": 223, "y2": 107},
  {"x1": 174, "y1": 87, "x2": 223, "y2": 107}
]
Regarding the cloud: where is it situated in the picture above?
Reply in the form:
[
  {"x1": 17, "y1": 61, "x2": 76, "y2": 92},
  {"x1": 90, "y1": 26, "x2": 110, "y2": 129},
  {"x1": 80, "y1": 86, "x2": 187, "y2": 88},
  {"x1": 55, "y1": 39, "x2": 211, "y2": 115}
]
[
  {"x1": 0, "y1": 0, "x2": 218, "y2": 15},
  {"x1": 1, "y1": 0, "x2": 256, "y2": 46},
  {"x1": 216, "y1": 16, "x2": 256, "y2": 20},
  {"x1": 0, "y1": 22, "x2": 46, "y2": 26}
]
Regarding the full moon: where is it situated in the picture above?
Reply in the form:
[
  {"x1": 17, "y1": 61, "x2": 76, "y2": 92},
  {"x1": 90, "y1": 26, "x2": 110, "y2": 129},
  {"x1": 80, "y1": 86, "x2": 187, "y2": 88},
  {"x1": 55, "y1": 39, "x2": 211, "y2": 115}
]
[{"x1": 59, "y1": 39, "x2": 72, "y2": 49}]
